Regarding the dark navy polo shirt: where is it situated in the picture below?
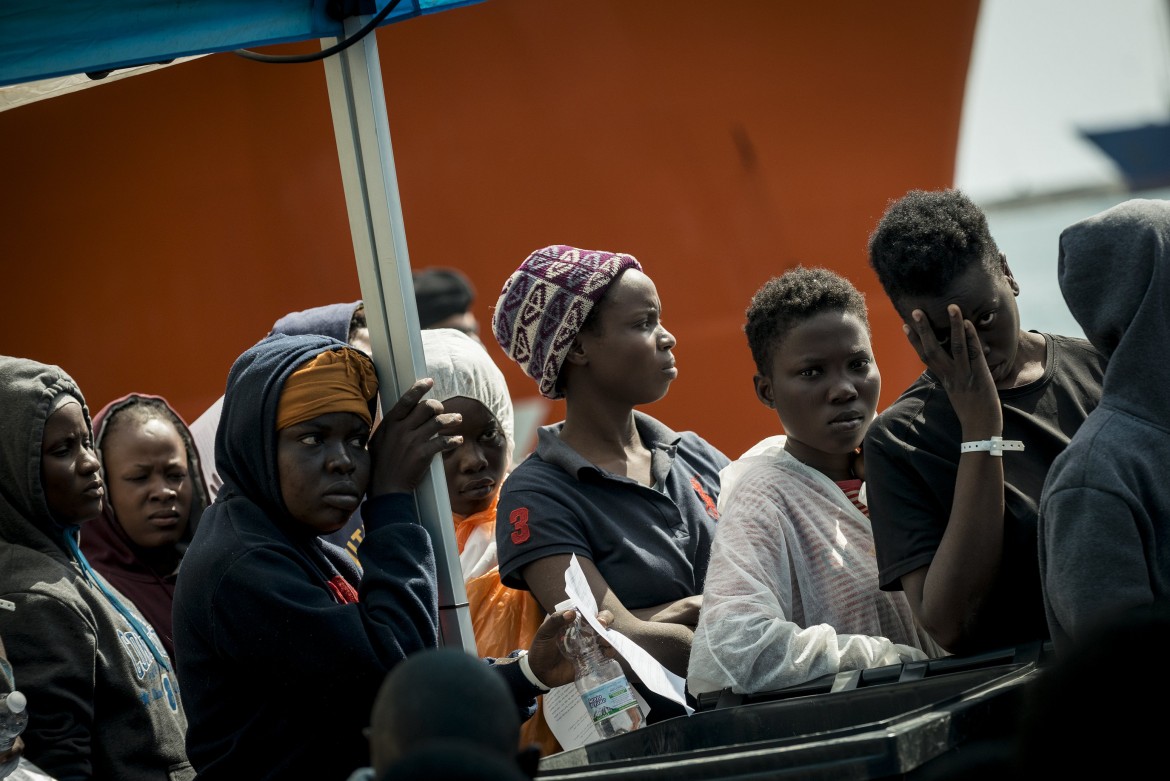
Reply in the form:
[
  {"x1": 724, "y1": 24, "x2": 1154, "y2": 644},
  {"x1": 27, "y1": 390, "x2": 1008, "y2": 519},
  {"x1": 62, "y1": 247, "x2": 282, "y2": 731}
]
[{"x1": 495, "y1": 412, "x2": 729, "y2": 610}]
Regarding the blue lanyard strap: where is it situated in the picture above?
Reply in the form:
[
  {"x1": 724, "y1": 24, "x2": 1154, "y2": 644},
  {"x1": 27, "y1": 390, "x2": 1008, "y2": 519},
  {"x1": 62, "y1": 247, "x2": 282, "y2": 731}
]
[{"x1": 62, "y1": 528, "x2": 171, "y2": 673}]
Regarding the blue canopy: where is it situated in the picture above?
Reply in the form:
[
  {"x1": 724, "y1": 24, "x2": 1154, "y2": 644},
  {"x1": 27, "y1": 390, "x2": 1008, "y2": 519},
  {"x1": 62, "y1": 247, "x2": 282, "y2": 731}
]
[{"x1": 0, "y1": 0, "x2": 481, "y2": 87}]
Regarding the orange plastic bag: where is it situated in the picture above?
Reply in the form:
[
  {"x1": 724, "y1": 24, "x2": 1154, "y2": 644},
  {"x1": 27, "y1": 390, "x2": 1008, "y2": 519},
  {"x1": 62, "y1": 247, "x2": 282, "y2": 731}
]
[
  {"x1": 457, "y1": 498, "x2": 562, "y2": 756},
  {"x1": 465, "y1": 570, "x2": 560, "y2": 755}
]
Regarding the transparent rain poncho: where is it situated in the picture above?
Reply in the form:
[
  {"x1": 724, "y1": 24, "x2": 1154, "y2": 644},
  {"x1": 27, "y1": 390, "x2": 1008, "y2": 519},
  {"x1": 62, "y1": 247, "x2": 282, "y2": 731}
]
[{"x1": 688, "y1": 437, "x2": 941, "y2": 695}]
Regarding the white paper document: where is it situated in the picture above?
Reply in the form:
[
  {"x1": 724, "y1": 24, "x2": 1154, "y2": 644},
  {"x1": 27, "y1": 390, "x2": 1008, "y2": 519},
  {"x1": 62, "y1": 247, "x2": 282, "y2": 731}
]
[
  {"x1": 544, "y1": 554, "x2": 693, "y2": 751},
  {"x1": 543, "y1": 679, "x2": 650, "y2": 750}
]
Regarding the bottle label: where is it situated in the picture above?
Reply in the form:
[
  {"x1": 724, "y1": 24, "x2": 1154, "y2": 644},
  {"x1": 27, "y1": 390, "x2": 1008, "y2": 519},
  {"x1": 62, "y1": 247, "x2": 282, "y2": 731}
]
[{"x1": 580, "y1": 677, "x2": 638, "y2": 724}]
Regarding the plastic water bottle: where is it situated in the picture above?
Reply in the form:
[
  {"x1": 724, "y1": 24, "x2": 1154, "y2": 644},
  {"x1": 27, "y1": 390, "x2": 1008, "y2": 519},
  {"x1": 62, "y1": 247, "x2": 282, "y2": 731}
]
[
  {"x1": 0, "y1": 692, "x2": 27, "y2": 752},
  {"x1": 554, "y1": 599, "x2": 643, "y2": 739}
]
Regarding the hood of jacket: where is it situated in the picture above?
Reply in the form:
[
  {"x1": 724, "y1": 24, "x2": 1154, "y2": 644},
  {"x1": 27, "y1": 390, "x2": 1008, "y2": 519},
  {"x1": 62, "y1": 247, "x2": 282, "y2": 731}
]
[
  {"x1": 269, "y1": 301, "x2": 362, "y2": 344},
  {"x1": 82, "y1": 393, "x2": 210, "y2": 578},
  {"x1": 1058, "y1": 198, "x2": 1170, "y2": 421},
  {"x1": 213, "y1": 333, "x2": 375, "y2": 525},
  {"x1": 0, "y1": 356, "x2": 93, "y2": 561},
  {"x1": 421, "y1": 327, "x2": 515, "y2": 468}
]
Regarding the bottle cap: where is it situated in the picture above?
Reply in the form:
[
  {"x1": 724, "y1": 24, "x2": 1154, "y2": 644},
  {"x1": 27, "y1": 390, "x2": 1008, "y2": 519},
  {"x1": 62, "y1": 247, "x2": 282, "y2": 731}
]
[
  {"x1": 3, "y1": 692, "x2": 25, "y2": 714},
  {"x1": 554, "y1": 599, "x2": 576, "y2": 613}
]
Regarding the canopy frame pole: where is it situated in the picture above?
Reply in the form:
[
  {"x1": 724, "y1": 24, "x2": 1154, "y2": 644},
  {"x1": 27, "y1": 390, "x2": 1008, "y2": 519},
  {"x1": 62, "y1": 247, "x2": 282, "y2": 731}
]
[{"x1": 320, "y1": 16, "x2": 475, "y2": 654}]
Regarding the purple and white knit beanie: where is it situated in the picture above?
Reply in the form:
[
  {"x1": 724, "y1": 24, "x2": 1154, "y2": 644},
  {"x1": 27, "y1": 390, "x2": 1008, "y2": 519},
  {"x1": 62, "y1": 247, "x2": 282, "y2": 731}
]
[{"x1": 492, "y1": 245, "x2": 642, "y2": 399}]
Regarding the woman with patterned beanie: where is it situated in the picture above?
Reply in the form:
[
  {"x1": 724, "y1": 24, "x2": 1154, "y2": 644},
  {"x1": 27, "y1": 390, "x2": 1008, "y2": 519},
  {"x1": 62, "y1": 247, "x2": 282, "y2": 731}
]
[{"x1": 491, "y1": 245, "x2": 730, "y2": 722}]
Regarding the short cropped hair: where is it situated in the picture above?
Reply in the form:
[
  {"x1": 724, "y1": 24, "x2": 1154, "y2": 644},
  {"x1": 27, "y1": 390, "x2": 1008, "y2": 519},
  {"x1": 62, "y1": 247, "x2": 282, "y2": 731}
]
[
  {"x1": 368, "y1": 648, "x2": 520, "y2": 775},
  {"x1": 744, "y1": 266, "x2": 869, "y2": 375},
  {"x1": 867, "y1": 189, "x2": 1000, "y2": 307},
  {"x1": 413, "y1": 268, "x2": 475, "y2": 328}
]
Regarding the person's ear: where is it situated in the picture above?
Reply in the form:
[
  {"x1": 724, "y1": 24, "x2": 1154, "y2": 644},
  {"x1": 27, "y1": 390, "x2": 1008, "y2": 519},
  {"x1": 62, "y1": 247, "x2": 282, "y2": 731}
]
[
  {"x1": 999, "y1": 253, "x2": 1021, "y2": 296},
  {"x1": 564, "y1": 336, "x2": 589, "y2": 367},
  {"x1": 753, "y1": 373, "x2": 775, "y2": 409}
]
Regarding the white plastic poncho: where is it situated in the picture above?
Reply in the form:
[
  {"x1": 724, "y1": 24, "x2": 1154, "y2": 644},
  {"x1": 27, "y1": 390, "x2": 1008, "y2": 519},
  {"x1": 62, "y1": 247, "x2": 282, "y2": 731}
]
[
  {"x1": 421, "y1": 327, "x2": 514, "y2": 580},
  {"x1": 687, "y1": 436, "x2": 941, "y2": 695}
]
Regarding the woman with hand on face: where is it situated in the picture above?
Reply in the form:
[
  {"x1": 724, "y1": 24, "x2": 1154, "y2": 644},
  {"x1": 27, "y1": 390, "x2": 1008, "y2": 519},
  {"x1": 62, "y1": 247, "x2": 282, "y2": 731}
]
[
  {"x1": 492, "y1": 246, "x2": 730, "y2": 721},
  {"x1": 0, "y1": 357, "x2": 192, "y2": 781},
  {"x1": 864, "y1": 189, "x2": 1105, "y2": 655},
  {"x1": 172, "y1": 334, "x2": 462, "y2": 781},
  {"x1": 80, "y1": 395, "x2": 209, "y2": 660}
]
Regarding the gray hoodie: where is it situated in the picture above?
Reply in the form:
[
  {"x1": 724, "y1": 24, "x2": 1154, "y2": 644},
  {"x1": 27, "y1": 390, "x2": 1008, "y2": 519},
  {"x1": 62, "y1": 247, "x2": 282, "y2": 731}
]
[
  {"x1": 0, "y1": 357, "x2": 192, "y2": 781},
  {"x1": 1039, "y1": 198, "x2": 1170, "y2": 653}
]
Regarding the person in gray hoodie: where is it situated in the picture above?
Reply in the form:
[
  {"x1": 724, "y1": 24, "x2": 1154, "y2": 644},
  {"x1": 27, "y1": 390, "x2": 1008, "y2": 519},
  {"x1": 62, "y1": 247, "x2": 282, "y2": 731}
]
[
  {"x1": 0, "y1": 357, "x2": 192, "y2": 781},
  {"x1": 1039, "y1": 198, "x2": 1170, "y2": 654}
]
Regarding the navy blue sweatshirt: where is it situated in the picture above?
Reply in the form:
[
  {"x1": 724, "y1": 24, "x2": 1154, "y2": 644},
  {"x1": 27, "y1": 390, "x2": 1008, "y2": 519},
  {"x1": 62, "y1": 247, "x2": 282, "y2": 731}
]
[{"x1": 172, "y1": 335, "x2": 439, "y2": 781}]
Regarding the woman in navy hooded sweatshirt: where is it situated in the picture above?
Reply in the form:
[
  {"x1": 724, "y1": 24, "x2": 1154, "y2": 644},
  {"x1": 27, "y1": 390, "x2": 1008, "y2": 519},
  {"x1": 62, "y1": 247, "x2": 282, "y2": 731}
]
[
  {"x1": 172, "y1": 333, "x2": 461, "y2": 781},
  {"x1": 187, "y1": 300, "x2": 367, "y2": 554}
]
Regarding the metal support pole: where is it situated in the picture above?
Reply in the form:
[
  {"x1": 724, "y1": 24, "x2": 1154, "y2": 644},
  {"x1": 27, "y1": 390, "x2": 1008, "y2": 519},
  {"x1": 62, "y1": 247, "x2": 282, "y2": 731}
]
[{"x1": 320, "y1": 15, "x2": 475, "y2": 654}]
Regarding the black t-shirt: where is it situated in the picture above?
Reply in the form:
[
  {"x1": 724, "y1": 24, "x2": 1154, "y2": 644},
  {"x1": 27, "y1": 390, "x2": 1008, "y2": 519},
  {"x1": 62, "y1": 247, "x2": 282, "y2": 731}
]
[
  {"x1": 864, "y1": 333, "x2": 1105, "y2": 652},
  {"x1": 496, "y1": 413, "x2": 728, "y2": 610}
]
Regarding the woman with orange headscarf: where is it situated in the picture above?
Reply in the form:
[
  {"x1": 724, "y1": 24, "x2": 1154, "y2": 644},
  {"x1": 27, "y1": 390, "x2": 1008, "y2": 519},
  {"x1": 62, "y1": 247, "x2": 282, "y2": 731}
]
[{"x1": 172, "y1": 334, "x2": 462, "y2": 781}]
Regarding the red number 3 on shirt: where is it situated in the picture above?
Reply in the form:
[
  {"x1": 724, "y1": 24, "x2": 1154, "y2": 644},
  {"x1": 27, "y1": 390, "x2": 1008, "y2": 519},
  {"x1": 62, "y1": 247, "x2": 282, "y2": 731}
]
[{"x1": 509, "y1": 507, "x2": 531, "y2": 544}]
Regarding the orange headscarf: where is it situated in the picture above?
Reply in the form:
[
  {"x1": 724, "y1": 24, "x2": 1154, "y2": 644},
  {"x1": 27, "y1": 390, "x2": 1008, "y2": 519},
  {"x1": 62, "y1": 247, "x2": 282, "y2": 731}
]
[{"x1": 276, "y1": 348, "x2": 378, "y2": 430}]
